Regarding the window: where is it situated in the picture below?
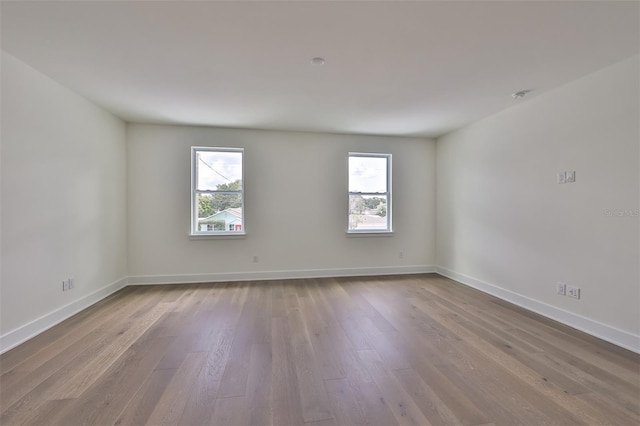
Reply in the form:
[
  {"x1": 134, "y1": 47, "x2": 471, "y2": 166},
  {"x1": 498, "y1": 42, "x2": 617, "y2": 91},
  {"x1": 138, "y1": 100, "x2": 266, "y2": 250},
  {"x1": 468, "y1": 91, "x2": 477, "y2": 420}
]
[
  {"x1": 348, "y1": 153, "x2": 391, "y2": 233},
  {"x1": 191, "y1": 147, "x2": 244, "y2": 235}
]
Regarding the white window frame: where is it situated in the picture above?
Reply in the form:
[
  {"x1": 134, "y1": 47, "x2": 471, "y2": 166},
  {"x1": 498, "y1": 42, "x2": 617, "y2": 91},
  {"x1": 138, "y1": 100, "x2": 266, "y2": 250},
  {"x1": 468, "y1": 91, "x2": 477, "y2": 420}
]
[
  {"x1": 191, "y1": 146, "x2": 245, "y2": 236},
  {"x1": 348, "y1": 152, "x2": 392, "y2": 234}
]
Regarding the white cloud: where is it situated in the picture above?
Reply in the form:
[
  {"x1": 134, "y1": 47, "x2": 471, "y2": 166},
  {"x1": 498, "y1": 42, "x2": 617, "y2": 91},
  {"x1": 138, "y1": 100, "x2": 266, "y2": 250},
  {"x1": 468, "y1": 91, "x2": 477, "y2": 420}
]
[{"x1": 349, "y1": 156, "x2": 387, "y2": 193}]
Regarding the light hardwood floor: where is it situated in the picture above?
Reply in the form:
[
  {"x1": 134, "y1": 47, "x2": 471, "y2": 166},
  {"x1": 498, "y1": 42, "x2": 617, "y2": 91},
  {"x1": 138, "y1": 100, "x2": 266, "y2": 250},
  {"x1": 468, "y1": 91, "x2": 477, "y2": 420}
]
[{"x1": 1, "y1": 274, "x2": 638, "y2": 425}]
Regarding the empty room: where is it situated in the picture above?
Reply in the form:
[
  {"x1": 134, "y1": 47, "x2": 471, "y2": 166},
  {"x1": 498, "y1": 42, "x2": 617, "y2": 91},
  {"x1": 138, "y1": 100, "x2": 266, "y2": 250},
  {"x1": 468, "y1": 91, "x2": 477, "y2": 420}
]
[{"x1": 1, "y1": 1, "x2": 638, "y2": 425}]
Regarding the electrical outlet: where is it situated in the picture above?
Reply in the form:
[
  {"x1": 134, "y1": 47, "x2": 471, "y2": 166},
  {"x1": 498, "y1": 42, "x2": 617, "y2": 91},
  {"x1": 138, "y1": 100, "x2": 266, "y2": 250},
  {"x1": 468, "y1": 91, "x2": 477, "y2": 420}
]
[
  {"x1": 62, "y1": 278, "x2": 74, "y2": 291},
  {"x1": 565, "y1": 171, "x2": 576, "y2": 183},
  {"x1": 556, "y1": 282, "x2": 566, "y2": 295},
  {"x1": 399, "y1": 251, "x2": 404, "y2": 259},
  {"x1": 252, "y1": 255, "x2": 259, "y2": 263},
  {"x1": 567, "y1": 285, "x2": 580, "y2": 299},
  {"x1": 557, "y1": 172, "x2": 566, "y2": 184},
  {"x1": 69, "y1": 277, "x2": 75, "y2": 289}
]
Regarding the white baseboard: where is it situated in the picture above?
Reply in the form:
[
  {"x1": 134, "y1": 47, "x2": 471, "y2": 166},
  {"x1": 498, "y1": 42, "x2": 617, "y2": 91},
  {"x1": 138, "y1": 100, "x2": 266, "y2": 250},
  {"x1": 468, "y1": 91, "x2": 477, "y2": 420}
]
[
  {"x1": 435, "y1": 266, "x2": 640, "y2": 354},
  {"x1": 0, "y1": 277, "x2": 128, "y2": 354},
  {"x1": 128, "y1": 265, "x2": 436, "y2": 285}
]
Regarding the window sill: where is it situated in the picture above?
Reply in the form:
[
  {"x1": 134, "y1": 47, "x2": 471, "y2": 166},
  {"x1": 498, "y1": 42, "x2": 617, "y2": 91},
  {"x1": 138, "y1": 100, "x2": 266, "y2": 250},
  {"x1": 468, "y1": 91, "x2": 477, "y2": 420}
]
[
  {"x1": 346, "y1": 231, "x2": 394, "y2": 237},
  {"x1": 189, "y1": 232, "x2": 247, "y2": 240}
]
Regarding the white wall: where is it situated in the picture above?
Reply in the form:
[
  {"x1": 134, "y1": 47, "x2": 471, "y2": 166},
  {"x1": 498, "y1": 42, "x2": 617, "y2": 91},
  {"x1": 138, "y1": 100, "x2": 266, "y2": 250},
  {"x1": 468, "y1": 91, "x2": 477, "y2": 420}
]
[
  {"x1": 0, "y1": 52, "x2": 128, "y2": 349},
  {"x1": 127, "y1": 124, "x2": 436, "y2": 282},
  {"x1": 436, "y1": 55, "x2": 639, "y2": 351}
]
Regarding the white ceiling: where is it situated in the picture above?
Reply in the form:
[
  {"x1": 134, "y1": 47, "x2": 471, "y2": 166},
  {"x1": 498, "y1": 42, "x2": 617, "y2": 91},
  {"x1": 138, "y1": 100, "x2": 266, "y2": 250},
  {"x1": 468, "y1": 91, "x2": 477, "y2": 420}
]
[{"x1": 2, "y1": 1, "x2": 638, "y2": 138}]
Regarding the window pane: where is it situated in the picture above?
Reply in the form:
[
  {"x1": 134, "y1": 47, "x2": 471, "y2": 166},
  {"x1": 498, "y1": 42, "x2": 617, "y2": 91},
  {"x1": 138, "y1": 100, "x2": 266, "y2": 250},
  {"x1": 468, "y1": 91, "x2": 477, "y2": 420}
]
[
  {"x1": 196, "y1": 193, "x2": 243, "y2": 232},
  {"x1": 348, "y1": 156, "x2": 387, "y2": 193},
  {"x1": 349, "y1": 194, "x2": 388, "y2": 230},
  {"x1": 196, "y1": 150, "x2": 243, "y2": 191}
]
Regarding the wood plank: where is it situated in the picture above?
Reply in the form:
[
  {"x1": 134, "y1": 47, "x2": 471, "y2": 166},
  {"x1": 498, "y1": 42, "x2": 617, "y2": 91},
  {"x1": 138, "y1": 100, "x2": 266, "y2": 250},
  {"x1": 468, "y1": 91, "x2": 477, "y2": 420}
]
[
  {"x1": 490, "y1": 297, "x2": 640, "y2": 379},
  {"x1": 348, "y1": 376, "x2": 400, "y2": 426},
  {"x1": 210, "y1": 396, "x2": 247, "y2": 425},
  {"x1": 0, "y1": 287, "x2": 135, "y2": 376},
  {"x1": 1, "y1": 287, "x2": 159, "y2": 386},
  {"x1": 354, "y1": 315, "x2": 412, "y2": 370},
  {"x1": 0, "y1": 286, "x2": 136, "y2": 376},
  {"x1": 271, "y1": 316, "x2": 305, "y2": 426},
  {"x1": 576, "y1": 391, "x2": 640, "y2": 425},
  {"x1": 114, "y1": 368, "x2": 177, "y2": 426},
  {"x1": 271, "y1": 280, "x2": 287, "y2": 318},
  {"x1": 324, "y1": 378, "x2": 365, "y2": 425},
  {"x1": 52, "y1": 335, "x2": 175, "y2": 426},
  {"x1": 306, "y1": 320, "x2": 347, "y2": 380},
  {"x1": 357, "y1": 349, "x2": 432, "y2": 426},
  {"x1": 361, "y1": 282, "x2": 552, "y2": 425},
  {"x1": 287, "y1": 296, "x2": 334, "y2": 423},
  {"x1": 52, "y1": 302, "x2": 170, "y2": 399},
  {"x1": 245, "y1": 343, "x2": 273, "y2": 425},
  {"x1": 409, "y1": 290, "x2": 630, "y2": 425},
  {"x1": 6, "y1": 398, "x2": 75, "y2": 426},
  {"x1": 0, "y1": 293, "x2": 169, "y2": 416},
  {"x1": 393, "y1": 368, "x2": 463, "y2": 425},
  {"x1": 178, "y1": 350, "x2": 222, "y2": 426},
  {"x1": 145, "y1": 351, "x2": 208, "y2": 425},
  {"x1": 217, "y1": 284, "x2": 262, "y2": 398}
]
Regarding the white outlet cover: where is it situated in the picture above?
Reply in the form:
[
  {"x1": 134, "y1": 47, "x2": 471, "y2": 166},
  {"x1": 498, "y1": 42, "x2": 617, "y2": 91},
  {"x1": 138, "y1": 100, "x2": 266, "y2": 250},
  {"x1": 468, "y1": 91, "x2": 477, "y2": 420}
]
[
  {"x1": 567, "y1": 286, "x2": 581, "y2": 299},
  {"x1": 557, "y1": 172, "x2": 566, "y2": 184},
  {"x1": 566, "y1": 171, "x2": 576, "y2": 183},
  {"x1": 556, "y1": 282, "x2": 566, "y2": 295}
]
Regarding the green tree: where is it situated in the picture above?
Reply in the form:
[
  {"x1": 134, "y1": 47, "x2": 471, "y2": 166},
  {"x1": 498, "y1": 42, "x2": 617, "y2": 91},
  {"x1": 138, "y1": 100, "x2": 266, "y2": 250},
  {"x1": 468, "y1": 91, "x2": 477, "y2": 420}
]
[
  {"x1": 364, "y1": 197, "x2": 384, "y2": 210},
  {"x1": 215, "y1": 180, "x2": 242, "y2": 192},
  {"x1": 210, "y1": 179, "x2": 242, "y2": 213},
  {"x1": 198, "y1": 195, "x2": 215, "y2": 218}
]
